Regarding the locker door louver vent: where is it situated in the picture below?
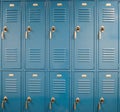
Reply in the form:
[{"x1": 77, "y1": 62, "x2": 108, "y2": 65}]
[
  {"x1": 28, "y1": 79, "x2": 42, "y2": 93},
  {"x1": 53, "y1": 49, "x2": 67, "y2": 62},
  {"x1": 6, "y1": 10, "x2": 19, "y2": 23},
  {"x1": 102, "y1": 48, "x2": 115, "y2": 62},
  {"x1": 102, "y1": 80, "x2": 115, "y2": 94},
  {"x1": 29, "y1": 9, "x2": 41, "y2": 22},
  {"x1": 29, "y1": 49, "x2": 41, "y2": 62},
  {"x1": 5, "y1": 79, "x2": 18, "y2": 93},
  {"x1": 77, "y1": 49, "x2": 92, "y2": 62},
  {"x1": 78, "y1": 8, "x2": 92, "y2": 22},
  {"x1": 5, "y1": 49, "x2": 17, "y2": 62},
  {"x1": 102, "y1": 8, "x2": 115, "y2": 22},
  {"x1": 77, "y1": 80, "x2": 91, "y2": 94},
  {"x1": 53, "y1": 8, "x2": 68, "y2": 22},
  {"x1": 53, "y1": 79, "x2": 66, "y2": 94}
]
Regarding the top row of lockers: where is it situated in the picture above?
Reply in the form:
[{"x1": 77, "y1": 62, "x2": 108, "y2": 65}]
[{"x1": 1, "y1": 0, "x2": 120, "y2": 2}]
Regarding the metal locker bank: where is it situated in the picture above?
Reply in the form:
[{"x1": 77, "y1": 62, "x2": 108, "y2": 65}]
[{"x1": 0, "y1": 0, "x2": 119, "y2": 112}]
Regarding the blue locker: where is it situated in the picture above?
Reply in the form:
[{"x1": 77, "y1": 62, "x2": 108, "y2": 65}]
[
  {"x1": 49, "y1": 72, "x2": 69, "y2": 112},
  {"x1": 98, "y1": 1, "x2": 118, "y2": 70},
  {"x1": 25, "y1": 72, "x2": 45, "y2": 112},
  {"x1": 74, "y1": 1, "x2": 95, "y2": 70},
  {"x1": 49, "y1": 1, "x2": 70, "y2": 70},
  {"x1": 2, "y1": 72, "x2": 21, "y2": 112},
  {"x1": 2, "y1": 2, "x2": 21, "y2": 69},
  {"x1": 25, "y1": 1, "x2": 45, "y2": 69},
  {"x1": 98, "y1": 72, "x2": 118, "y2": 112},
  {"x1": 72, "y1": 72, "x2": 93, "y2": 112}
]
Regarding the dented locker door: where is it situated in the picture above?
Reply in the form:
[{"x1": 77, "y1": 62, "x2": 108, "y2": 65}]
[
  {"x1": 2, "y1": 72, "x2": 21, "y2": 112},
  {"x1": 49, "y1": 1, "x2": 70, "y2": 70},
  {"x1": 49, "y1": 72, "x2": 69, "y2": 112},
  {"x1": 25, "y1": 2, "x2": 45, "y2": 69},
  {"x1": 98, "y1": 72, "x2": 118, "y2": 112},
  {"x1": 98, "y1": 2, "x2": 118, "y2": 69},
  {"x1": 73, "y1": 72, "x2": 93, "y2": 112},
  {"x1": 2, "y1": 2, "x2": 21, "y2": 69},
  {"x1": 74, "y1": 1, "x2": 95, "y2": 70},
  {"x1": 25, "y1": 72, "x2": 45, "y2": 112}
]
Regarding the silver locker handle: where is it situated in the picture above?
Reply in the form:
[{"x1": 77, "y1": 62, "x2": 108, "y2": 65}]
[
  {"x1": 49, "y1": 97, "x2": 55, "y2": 110},
  {"x1": 1, "y1": 31, "x2": 4, "y2": 39},
  {"x1": 1, "y1": 96, "x2": 8, "y2": 109},
  {"x1": 99, "y1": 26, "x2": 105, "y2": 40},
  {"x1": 25, "y1": 96, "x2": 31, "y2": 110},
  {"x1": 74, "y1": 97, "x2": 80, "y2": 110},
  {"x1": 25, "y1": 26, "x2": 31, "y2": 39},
  {"x1": 50, "y1": 26, "x2": 56, "y2": 39},
  {"x1": 74, "y1": 26, "x2": 80, "y2": 40},
  {"x1": 98, "y1": 97, "x2": 104, "y2": 110},
  {"x1": 1, "y1": 26, "x2": 8, "y2": 40}
]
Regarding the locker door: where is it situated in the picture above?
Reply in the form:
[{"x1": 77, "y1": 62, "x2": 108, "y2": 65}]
[
  {"x1": 73, "y1": 72, "x2": 93, "y2": 112},
  {"x1": 98, "y1": 72, "x2": 118, "y2": 112},
  {"x1": 74, "y1": 1, "x2": 95, "y2": 70},
  {"x1": 49, "y1": 72, "x2": 69, "y2": 112},
  {"x1": 98, "y1": 2, "x2": 118, "y2": 69},
  {"x1": 25, "y1": 72, "x2": 45, "y2": 112},
  {"x1": 25, "y1": 2, "x2": 45, "y2": 69},
  {"x1": 2, "y1": 2, "x2": 21, "y2": 69},
  {"x1": 49, "y1": 1, "x2": 70, "y2": 70},
  {"x1": 2, "y1": 72, "x2": 21, "y2": 112}
]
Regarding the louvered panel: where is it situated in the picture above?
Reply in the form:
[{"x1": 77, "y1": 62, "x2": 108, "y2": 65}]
[
  {"x1": 53, "y1": 49, "x2": 67, "y2": 62},
  {"x1": 53, "y1": 79, "x2": 66, "y2": 94},
  {"x1": 77, "y1": 80, "x2": 91, "y2": 94},
  {"x1": 29, "y1": 9, "x2": 41, "y2": 22},
  {"x1": 29, "y1": 49, "x2": 41, "y2": 62},
  {"x1": 77, "y1": 49, "x2": 92, "y2": 62},
  {"x1": 102, "y1": 80, "x2": 115, "y2": 94},
  {"x1": 102, "y1": 48, "x2": 115, "y2": 62},
  {"x1": 5, "y1": 49, "x2": 17, "y2": 62},
  {"x1": 53, "y1": 8, "x2": 68, "y2": 22},
  {"x1": 102, "y1": 8, "x2": 115, "y2": 22},
  {"x1": 28, "y1": 79, "x2": 42, "y2": 93},
  {"x1": 6, "y1": 10, "x2": 19, "y2": 23},
  {"x1": 78, "y1": 8, "x2": 92, "y2": 22},
  {"x1": 5, "y1": 79, "x2": 17, "y2": 93}
]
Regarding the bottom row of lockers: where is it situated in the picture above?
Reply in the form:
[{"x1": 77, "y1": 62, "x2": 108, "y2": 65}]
[{"x1": 0, "y1": 71, "x2": 119, "y2": 112}]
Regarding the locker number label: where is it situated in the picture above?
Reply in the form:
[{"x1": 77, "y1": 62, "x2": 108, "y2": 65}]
[
  {"x1": 106, "y1": 74, "x2": 112, "y2": 78},
  {"x1": 33, "y1": 3, "x2": 39, "y2": 7},
  {"x1": 82, "y1": 3, "x2": 87, "y2": 6},
  {"x1": 57, "y1": 3, "x2": 63, "y2": 7},
  {"x1": 32, "y1": 74, "x2": 38, "y2": 77},
  {"x1": 106, "y1": 3, "x2": 111, "y2": 7},
  {"x1": 9, "y1": 4, "x2": 15, "y2": 7},
  {"x1": 9, "y1": 74, "x2": 14, "y2": 77},
  {"x1": 82, "y1": 74, "x2": 87, "y2": 78},
  {"x1": 57, "y1": 74, "x2": 62, "y2": 78}
]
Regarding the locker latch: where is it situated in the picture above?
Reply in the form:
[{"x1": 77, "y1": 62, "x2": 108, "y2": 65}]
[
  {"x1": 25, "y1": 26, "x2": 31, "y2": 39},
  {"x1": 49, "y1": 97, "x2": 55, "y2": 110},
  {"x1": 1, "y1": 26, "x2": 8, "y2": 39},
  {"x1": 98, "y1": 97, "x2": 104, "y2": 110},
  {"x1": 99, "y1": 26, "x2": 105, "y2": 40},
  {"x1": 50, "y1": 26, "x2": 56, "y2": 39},
  {"x1": 1, "y1": 96, "x2": 8, "y2": 109},
  {"x1": 25, "y1": 96, "x2": 32, "y2": 110},
  {"x1": 74, "y1": 26, "x2": 80, "y2": 39},
  {"x1": 74, "y1": 97, "x2": 80, "y2": 110}
]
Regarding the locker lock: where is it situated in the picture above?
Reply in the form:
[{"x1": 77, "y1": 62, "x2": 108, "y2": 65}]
[
  {"x1": 1, "y1": 96, "x2": 8, "y2": 109},
  {"x1": 98, "y1": 97, "x2": 104, "y2": 110},
  {"x1": 50, "y1": 26, "x2": 56, "y2": 39},
  {"x1": 100, "y1": 26, "x2": 105, "y2": 33},
  {"x1": 3, "y1": 26, "x2": 8, "y2": 32},
  {"x1": 74, "y1": 97, "x2": 80, "y2": 110},
  {"x1": 27, "y1": 26, "x2": 31, "y2": 32},
  {"x1": 74, "y1": 26, "x2": 80, "y2": 39},
  {"x1": 49, "y1": 97, "x2": 55, "y2": 110},
  {"x1": 25, "y1": 96, "x2": 32, "y2": 110},
  {"x1": 100, "y1": 97, "x2": 104, "y2": 103}
]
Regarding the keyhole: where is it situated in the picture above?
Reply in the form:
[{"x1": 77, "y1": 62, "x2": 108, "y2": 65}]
[
  {"x1": 100, "y1": 97, "x2": 104, "y2": 103},
  {"x1": 100, "y1": 26, "x2": 105, "y2": 33},
  {"x1": 4, "y1": 26, "x2": 8, "y2": 32},
  {"x1": 51, "y1": 26, "x2": 56, "y2": 32},
  {"x1": 27, "y1": 26, "x2": 31, "y2": 32},
  {"x1": 76, "y1": 97, "x2": 80, "y2": 103},
  {"x1": 76, "y1": 26, "x2": 80, "y2": 32}
]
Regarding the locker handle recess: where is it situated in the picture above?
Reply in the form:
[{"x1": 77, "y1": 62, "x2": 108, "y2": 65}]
[
  {"x1": 25, "y1": 96, "x2": 31, "y2": 110},
  {"x1": 1, "y1": 26, "x2": 8, "y2": 39},
  {"x1": 50, "y1": 26, "x2": 56, "y2": 39},
  {"x1": 98, "y1": 97, "x2": 104, "y2": 110},
  {"x1": 49, "y1": 97, "x2": 55, "y2": 110},
  {"x1": 25, "y1": 26, "x2": 31, "y2": 39},
  {"x1": 99, "y1": 26, "x2": 105, "y2": 40},
  {"x1": 74, "y1": 26, "x2": 80, "y2": 39},
  {"x1": 1, "y1": 96, "x2": 8, "y2": 109},
  {"x1": 74, "y1": 97, "x2": 80, "y2": 110}
]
